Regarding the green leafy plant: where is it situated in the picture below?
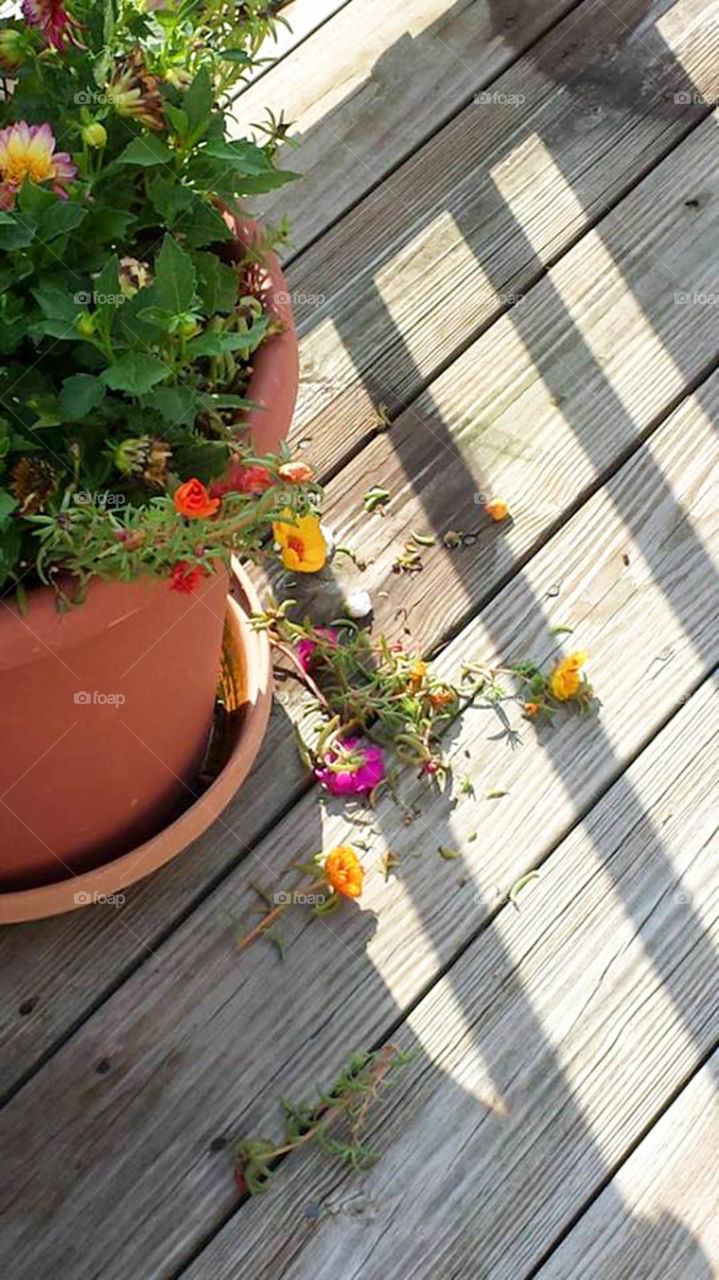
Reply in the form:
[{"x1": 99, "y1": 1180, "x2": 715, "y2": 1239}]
[{"x1": 0, "y1": 0, "x2": 308, "y2": 600}]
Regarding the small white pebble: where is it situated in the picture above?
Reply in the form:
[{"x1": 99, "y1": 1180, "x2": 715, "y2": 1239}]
[{"x1": 345, "y1": 588, "x2": 372, "y2": 618}]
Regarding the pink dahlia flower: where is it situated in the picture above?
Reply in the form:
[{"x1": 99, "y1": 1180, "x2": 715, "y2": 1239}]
[
  {"x1": 22, "y1": 0, "x2": 83, "y2": 52},
  {"x1": 314, "y1": 738, "x2": 384, "y2": 796},
  {"x1": 0, "y1": 121, "x2": 77, "y2": 209}
]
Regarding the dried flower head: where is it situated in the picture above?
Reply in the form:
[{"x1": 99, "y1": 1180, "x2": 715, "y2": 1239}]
[
  {"x1": 108, "y1": 45, "x2": 166, "y2": 131},
  {"x1": 10, "y1": 458, "x2": 58, "y2": 514}
]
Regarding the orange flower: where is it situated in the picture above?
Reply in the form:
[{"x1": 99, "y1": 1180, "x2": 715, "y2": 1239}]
[
  {"x1": 173, "y1": 478, "x2": 220, "y2": 519},
  {"x1": 278, "y1": 460, "x2": 314, "y2": 484},
  {"x1": 273, "y1": 510, "x2": 326, "y2": 573},
  {"x1": 523, "y1": 701, "x2": 540, "y2": 717},
  {"x1": 548, "y1": 651, "x2": 588, "y2": 701},
  {"x1": 324, "y1": 846, "x2": 364, "y2": 899},
  {"x1": 486, "y1": 497, "x2": 510, "y2": 522},
  {"x1": 408, "y1": 659, "x2": 427, "y2": 691},
  {"x1": 430, "y1": 687, "x2": 457, "y2": 709}
]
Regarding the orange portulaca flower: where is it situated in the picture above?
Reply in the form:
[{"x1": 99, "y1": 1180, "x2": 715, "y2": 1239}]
[
  {"x1": 173, "y1": 478, "x2": 220, "y2": 519},
  {"x1": 0, "y1": 121, "x2": 77, "y2": 210},
  {"x1": 278, "y1": 461, "x2": 314, "y2": 484},
  {"x1": 324, "y1": 846, "x2": 364, "y2": 899}
]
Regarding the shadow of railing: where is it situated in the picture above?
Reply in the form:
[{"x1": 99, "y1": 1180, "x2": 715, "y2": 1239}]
[{"x1": 235, "y1": 0, "x2": 719, "y2": 1264}]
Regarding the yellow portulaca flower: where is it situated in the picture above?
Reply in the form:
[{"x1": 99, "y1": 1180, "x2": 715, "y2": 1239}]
[
  {"x1": 272, "y1": 510, "x2": 326, "y2": 573},
  {"x1": 548, "y1": 651, "x2": 588, "y2": 701}
]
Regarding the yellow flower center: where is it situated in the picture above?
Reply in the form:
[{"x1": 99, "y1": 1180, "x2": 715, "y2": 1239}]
[{"x1": 0, "y1": 133, "x2": 54, "y2": 186}]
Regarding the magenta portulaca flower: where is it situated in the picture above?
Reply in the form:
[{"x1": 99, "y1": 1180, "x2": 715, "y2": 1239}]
[
  {"x1": 0, "y1": 121, "x2": 77, "y2": 209},
  {"x1": 297, "y1": 627, "x2": 338, "y2": 672},
  {"x1": 314, "y1": 738, "x2": 385, "y2": 796}
]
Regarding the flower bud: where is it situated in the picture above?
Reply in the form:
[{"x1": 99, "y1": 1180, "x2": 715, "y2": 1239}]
[
  {"x1": 75, "y1": 311, "x2": 96, "y2": 338},
  {"x1": 0, "y1": 28, "x2": 27, "y2": 70},
  {"x1": 82, "y1": 121, "x2": 107, "y2": 149},
  {"x1": 164, "y1": 66, "x2": 193, "y2": 91}
]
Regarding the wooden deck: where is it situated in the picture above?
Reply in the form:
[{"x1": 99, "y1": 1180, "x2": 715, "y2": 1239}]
[{"x1": 1, "y1": 1, "x2": 718, "y2": 1275}]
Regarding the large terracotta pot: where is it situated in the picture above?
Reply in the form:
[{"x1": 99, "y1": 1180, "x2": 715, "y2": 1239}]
[
  {"x1": 0, "y1": 226, "x2": 296, "y2": 893},
  {"x1": 0, "y1": 563, "x2": 272, "y2": 921}
]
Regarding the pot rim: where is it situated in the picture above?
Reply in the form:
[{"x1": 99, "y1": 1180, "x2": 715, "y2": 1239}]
[{"x1": 0, "y1": 558, "x2": 272, "y2": 923}]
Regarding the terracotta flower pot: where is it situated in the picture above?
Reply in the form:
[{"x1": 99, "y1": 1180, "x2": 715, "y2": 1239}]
[
  {"x1": 0, "y1": 563, "x2": 272, "y2": 921},
  {"x1": 0, "y1": 226, "x2": 296, "y2": 894}
]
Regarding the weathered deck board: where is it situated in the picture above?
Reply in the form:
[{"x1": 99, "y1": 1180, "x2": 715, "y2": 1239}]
[
  {"x1": 280, "y1": 106, "x2": 719, "y2": 648},
  {"x1": 0, "y1": 379, "x2": 717, "y2": 1278},
  {"x1": 537, "y1": 1054, "x2": 719, "y2": 1279},
  {"x1": 229, "y1": 0, "x2": 581, "y2": 253},
  {"x1": 281, "y1": 0, "x2": 719, "y2": 472},
  {"x1": 185, "y1": 678, "x2": 718, "y2": 1279},
  {"x1": 3, "y1": 105, "x2": 719, "y2": 1093}
]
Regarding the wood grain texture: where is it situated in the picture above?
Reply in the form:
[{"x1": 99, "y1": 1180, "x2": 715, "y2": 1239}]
[
  {"x1": 0, "y1": 378, "x2": 717, "y2": 1278},
  {"x1": 280, "y1": 0, "x2": 719, "y2": 471},
  {"x1": 182, "y1": 679, "x2": 719, "y2": 1280},
  {"x1": 537, "y1": 1054, "x2": 719, "y2": 1279},
  {"x1": 264, "y1": 107, "x2": 719, "y2": 648},
  {"x1": 229, "y1": 0, "x2": 580, "y2": 252},
  {"x1": 3, "y1": 105, "x2": 719, "y2": 1095}
]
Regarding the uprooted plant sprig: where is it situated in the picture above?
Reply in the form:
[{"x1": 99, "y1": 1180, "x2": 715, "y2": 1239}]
[
  {"x1": 234, "y1": 1044, "x2": 412, "y2": 1195},
  {"x1": 252, "y1": 600, "x2": 463, "y2": 787},
  {"x1": 251, "y1": 603, "x2": 599, "y2": 798},
  {"x1": 236, "y1": 844, "x2": 365, "y2": 956}
]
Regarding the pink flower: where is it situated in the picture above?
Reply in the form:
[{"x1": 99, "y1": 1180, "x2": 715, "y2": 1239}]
[
  {"x1": 22, "y1": 0, "x2": 84, "y2": 52},
  {"x1": 297, "y1": 627, "x2": 338, "y2": 672},
  {"x1": 314, "y1": 738, "x2": 384, "y2": 796},
  {"x1": 0, "y1": 121, "x2": 77, "y2": 208}
]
